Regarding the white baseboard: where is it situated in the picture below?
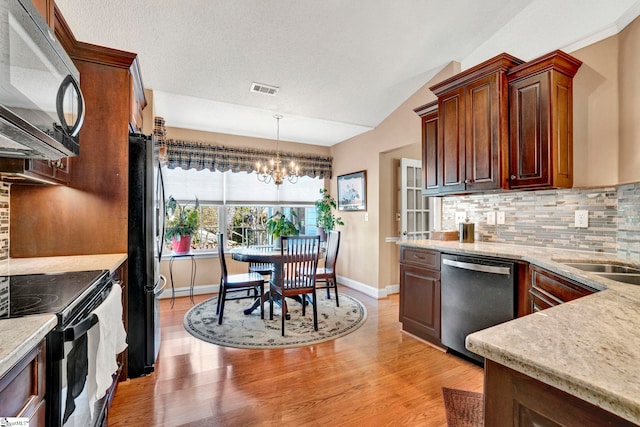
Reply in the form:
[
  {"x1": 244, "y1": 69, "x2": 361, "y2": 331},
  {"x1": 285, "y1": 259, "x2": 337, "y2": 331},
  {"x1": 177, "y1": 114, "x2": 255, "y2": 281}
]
[
  {"x1": 336, "y1": 275, "x2": 399, "y2": 299},
  {"x1": 161, "y1": 280, "x2": 399, "y2": 300},
  {"x1": 159, "y1": 284, "x2": 218, "y2": 299}
]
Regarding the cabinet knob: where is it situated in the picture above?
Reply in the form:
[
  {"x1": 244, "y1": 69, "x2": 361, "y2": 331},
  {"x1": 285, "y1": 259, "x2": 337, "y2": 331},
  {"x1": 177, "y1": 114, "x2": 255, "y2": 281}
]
[{"x1": 510, "y1": 175, "x2": 516, "y2": 180}]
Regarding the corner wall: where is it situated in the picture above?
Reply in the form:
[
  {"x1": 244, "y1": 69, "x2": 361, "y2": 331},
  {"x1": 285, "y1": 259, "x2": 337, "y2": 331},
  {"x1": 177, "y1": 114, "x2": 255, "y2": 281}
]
[
  {"x1": 618, "y1": 14, "x2": 640, "y2": 184},
  {"x1": 330, "y1": 62, "x2": 460, "y2": 292}
]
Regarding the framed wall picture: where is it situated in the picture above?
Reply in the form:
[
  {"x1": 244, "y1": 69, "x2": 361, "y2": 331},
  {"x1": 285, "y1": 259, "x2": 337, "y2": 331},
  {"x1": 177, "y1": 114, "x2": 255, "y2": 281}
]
[{"x1": 337, "y1": 170, "x2": 367, "y2": 211}]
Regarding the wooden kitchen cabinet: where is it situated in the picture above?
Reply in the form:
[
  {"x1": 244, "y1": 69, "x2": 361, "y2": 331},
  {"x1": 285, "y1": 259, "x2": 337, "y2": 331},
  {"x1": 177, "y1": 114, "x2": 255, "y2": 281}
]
[
  {"x1": 428, "y1": 53, "x2": 523, "y2": 195},
  {"x1": 435, "y1": 85, "x2": 465, "y2": 194},
  {"x1": 399, "y1": 247, "x2": 442, "y2": 345},
  {"x1": 413, "y1": 101, "x2": 439, "y2": 194},
  {"x1": 0, "y1": 340, "x2": 46, "y2": 427},
  {"x1": 507, "y1": 51, "x2": 582, "y2": 190},
  {"x1": 484, "y1": 360, "x2": 636, "y2": 426},
  {"x1": 529, "y1": 265, "x2": 597, "y2": 312}
]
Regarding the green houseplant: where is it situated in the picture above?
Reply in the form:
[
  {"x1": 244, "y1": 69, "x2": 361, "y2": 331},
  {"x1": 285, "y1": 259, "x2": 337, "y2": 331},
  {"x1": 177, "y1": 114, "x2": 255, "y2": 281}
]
[
  {"x1": 315, "y1": 188, "x2": 344, "y2": 241},
  {"x1": 266, "y1": 211, "x2": 299, "y2": 248},
  {"x1": 165, "y1": 196, "x2": 200, "y2": 254}
]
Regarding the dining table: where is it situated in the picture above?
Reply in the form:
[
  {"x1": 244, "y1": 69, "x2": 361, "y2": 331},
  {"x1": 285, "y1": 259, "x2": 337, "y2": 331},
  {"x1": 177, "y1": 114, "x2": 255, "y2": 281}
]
[
  {"x1": 230, "y1": 246, "x2": 284, "y2": 316},
  {"x1": 230, "y1": 245, "x2": 323, "y2": 317}
]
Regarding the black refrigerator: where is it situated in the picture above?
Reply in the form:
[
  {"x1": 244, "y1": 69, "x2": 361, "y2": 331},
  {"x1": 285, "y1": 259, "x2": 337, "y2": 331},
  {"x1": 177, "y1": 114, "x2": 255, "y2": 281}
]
[{"x1": 128, "y1": 133, "x2": 166, "y2": 378}]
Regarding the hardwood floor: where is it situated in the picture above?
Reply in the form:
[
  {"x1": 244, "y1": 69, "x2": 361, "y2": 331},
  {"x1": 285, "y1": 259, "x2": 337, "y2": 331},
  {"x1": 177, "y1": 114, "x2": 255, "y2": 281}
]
[{"x1": 108, "y1": 287, "x2": 483, "y2": 426}]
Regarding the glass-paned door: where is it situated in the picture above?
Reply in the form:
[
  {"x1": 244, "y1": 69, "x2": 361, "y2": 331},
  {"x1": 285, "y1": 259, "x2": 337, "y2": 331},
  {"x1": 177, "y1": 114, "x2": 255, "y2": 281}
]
[{"x1": 400, "y1": 158, "x2": 432, "y2": 240}]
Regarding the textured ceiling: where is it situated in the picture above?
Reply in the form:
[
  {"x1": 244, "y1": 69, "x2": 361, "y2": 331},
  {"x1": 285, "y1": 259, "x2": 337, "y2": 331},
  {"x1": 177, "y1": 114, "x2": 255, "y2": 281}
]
[{"x1": 56, "y1": 0, "x2": 640, "y2": 146}]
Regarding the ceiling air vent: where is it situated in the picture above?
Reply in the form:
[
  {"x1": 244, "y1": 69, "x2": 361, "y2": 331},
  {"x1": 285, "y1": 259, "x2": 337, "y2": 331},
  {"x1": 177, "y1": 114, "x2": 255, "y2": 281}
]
[{"x1": 250, "y1": 82, "x2": 279, "y2": 96}]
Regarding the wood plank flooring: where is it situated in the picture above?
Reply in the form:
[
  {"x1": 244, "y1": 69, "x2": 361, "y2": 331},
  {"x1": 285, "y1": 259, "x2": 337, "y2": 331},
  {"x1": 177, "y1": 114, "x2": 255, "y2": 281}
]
[{"x1": 108, "y1": 287, "x2": 483, "y2": 426}]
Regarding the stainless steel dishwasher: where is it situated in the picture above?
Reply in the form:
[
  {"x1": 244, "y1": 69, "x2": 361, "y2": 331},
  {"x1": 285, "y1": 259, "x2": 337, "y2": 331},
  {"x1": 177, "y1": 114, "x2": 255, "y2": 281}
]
[{"x1": 441, "y1": 253, "x2": 516, "y2": 364}]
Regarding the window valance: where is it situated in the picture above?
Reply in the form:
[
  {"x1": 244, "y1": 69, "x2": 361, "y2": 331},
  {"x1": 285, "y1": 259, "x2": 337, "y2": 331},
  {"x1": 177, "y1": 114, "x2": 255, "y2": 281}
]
[{"x1": 153, "y1": 117, "x2": 332, "y2": 179}]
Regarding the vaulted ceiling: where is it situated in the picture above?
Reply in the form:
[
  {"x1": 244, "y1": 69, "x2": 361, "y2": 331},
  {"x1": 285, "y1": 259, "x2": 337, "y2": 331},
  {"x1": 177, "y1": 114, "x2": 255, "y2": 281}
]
[{"x1": 56, "y1": 0, "x2": 640, "y2": 146}]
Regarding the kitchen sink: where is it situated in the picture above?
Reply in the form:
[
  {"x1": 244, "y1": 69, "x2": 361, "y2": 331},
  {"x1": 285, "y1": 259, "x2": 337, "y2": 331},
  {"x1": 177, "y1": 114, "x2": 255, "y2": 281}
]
[
  {"x1": 563, "y1": 262, "x2": 640, "y2": 274},
  {"x1": 561, "y1": 262, "x2": 640, "y2": 285},
  {"x1": 596, "y1": 273, "x2": 640, "y2": 285}
]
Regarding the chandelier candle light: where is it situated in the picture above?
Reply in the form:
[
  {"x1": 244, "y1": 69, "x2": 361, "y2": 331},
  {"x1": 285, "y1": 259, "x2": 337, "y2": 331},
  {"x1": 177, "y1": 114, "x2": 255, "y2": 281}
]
[{"x1": 256, "y1": 114, "x2": 300, "y2": 185}]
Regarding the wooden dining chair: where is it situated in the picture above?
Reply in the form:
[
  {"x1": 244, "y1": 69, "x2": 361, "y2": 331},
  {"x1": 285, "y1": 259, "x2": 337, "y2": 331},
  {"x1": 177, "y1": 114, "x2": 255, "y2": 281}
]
[
  {"x1": 315, "y1": 230, "x2": 341, "y2": 306},
  {"x1": 216, "y1": 234, "x2": 266, "y2": 324},
  {"x1": 269, "y1": 235, "x2": 321, "y2": 336}
]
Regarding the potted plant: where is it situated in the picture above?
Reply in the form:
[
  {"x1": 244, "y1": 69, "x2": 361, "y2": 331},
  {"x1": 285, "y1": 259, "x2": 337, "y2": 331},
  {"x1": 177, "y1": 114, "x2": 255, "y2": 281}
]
[
  {"x1": 266, "y1": 210, "x2": 299, "y2": 248},
  {"x1": 315, "y1": 188, "x2": 344, "y2": 241},
  {"x1": 165, "y1": 196, "x2": 200, "y2": 254}
]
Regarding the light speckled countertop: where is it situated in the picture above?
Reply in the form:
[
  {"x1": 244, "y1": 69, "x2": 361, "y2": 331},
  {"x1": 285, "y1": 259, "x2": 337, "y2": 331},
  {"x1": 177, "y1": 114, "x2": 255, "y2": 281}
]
[
  {"x1": 0, "y1": 253, "x2": 127, "y2": 378},
  {"x1": 0, "y1": 314, "x2": 57, "y2": 377},
  {"x1": 1, "y1": 253, "x2": 127, "y2": 276},
  {"x1": 399, "y1": 240, "x2": 640, "y2": 424}
]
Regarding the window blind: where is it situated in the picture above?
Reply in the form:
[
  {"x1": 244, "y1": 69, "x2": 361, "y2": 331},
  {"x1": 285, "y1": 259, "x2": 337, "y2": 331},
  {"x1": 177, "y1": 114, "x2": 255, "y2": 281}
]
[{"x1": 162, "y1": 166, "x2": 322, "y2": 204}]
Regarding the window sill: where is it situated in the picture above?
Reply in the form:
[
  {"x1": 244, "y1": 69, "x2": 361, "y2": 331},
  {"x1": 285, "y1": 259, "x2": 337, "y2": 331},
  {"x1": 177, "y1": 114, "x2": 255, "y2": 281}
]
[{"x1": 160, "y1": 250, "x2": 218, "y2": 261}]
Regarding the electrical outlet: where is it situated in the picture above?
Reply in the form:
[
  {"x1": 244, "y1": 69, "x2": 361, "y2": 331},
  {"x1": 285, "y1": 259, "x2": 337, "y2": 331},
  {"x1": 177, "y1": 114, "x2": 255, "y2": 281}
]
[
  {"x1": 455, "y1": 211, "x2": 467, "y2": 224},
  {"x1": 486, "y1": 212, "x2": 496, "y2": 225},
  {"x1": 575, "y1": 210, "x2": 588, "y2": 228},
  {"x1": 497, "y1": 211, "x2": 506, "y2": 225}
]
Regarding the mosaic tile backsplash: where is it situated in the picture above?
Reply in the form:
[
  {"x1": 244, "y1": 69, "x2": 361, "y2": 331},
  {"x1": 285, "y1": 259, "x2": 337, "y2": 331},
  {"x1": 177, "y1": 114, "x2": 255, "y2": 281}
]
[
  {"x1": 0, "y1": 182, "x2": 8, "y2": 263},
  {"x1": 1, "y1": 181, "x2": 639, "y2": 261},
  {"x1": 441, "y1": 182, "x2": 640, "y2": 261}
]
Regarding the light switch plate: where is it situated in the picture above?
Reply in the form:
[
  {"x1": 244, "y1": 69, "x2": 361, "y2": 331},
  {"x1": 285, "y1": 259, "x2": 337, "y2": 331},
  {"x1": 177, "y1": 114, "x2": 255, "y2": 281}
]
[
  {"x1": 497, "y1": 211, "x2": 506, "y2": 225},
  {"x1": 486, "y1": 212, "x2": 496, "y2": 225},
  {"x1": 575, "y1": 210, "x2": 588, "y2": 228},
  {"x1": 364, "y1": 212, "x2": 369, "y2": 222}
]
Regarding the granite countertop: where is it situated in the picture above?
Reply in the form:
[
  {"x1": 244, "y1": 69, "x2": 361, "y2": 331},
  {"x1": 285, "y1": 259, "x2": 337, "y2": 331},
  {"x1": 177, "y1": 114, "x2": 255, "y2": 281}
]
[
  {"x1": 1, "y1": 253, "x2": 128, "y2": 276},
  {"x1": 0, "y1": 314, "x2": 57, "y2": 378},
  {"x1": 0, "y1": 253, "x2": 127, "y2": 378},
  {"x1": 398, "y1": 240, "x2": 640, "y2": 424}
]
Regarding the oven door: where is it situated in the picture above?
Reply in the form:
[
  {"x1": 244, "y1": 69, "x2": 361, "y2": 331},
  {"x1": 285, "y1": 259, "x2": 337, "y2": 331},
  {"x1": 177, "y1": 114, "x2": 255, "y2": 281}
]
[{"x1": 47, "y1": 282, "x2": 118, "y2": 427}]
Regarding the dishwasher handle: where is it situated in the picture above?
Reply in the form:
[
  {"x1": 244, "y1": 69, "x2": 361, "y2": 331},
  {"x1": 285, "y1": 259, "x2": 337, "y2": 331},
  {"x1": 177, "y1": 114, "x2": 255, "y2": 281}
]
[{"x1": 442, "y1": 258, "x2": 511, "y2": 276}]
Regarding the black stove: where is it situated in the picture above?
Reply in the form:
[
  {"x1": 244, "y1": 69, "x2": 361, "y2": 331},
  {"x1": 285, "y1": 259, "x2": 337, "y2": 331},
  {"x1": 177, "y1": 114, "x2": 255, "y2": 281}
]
[
  {"x1": 0, "y1": 269, "x2": 116, "y2": 427},
  {"x1": 0, "y1": 270, "x2": 110, "y2": 325}
]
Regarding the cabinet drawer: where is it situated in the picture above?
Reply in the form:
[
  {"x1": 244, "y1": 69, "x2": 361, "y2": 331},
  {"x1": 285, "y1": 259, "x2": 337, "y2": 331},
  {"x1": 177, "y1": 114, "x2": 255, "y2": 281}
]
[
  {"x1": 530, "y1": 266, "x2": 595, "y2": 310},
  {"x1": 0, "y1": 340, "x2": 45, "y2": 420},
  {"x1": 400, "y1": 247, "x2": 440, "y2": 270}
]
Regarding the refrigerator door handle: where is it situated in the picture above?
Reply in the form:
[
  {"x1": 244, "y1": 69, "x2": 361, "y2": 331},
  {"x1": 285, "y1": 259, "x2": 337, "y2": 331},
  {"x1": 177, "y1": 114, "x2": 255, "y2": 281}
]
[
  {"x1": 156, "y1": 164, "x2": 166, "y2": 261},
  {"x1": 153, "y1": 274, "x2": 167, "y2": 296}
]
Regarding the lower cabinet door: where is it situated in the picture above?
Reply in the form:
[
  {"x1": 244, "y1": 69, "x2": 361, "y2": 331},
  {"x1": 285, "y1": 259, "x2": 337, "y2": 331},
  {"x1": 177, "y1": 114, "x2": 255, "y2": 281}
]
[
  {"x1": 0, "y1": 340, "x2": 46, "y2": 426},
  {"x1": 485, "y1": 360, "x2": 637, "y2": 426},
  {"x1": 400, "y1": 264, "x2": 441, "y2": 345}
]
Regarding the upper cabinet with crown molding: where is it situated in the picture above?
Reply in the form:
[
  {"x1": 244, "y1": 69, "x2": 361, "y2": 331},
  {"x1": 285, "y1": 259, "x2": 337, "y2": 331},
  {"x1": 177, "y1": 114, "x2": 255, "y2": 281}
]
[
  {"x1": 414, "y1": 101, "x2": 439, "y2": 193},
  {"x1": 427, "y1": 53, "x2": 524, "y2": 195},
  {"x1": 507, "y1": 51, "x2": 582, "y2": 190},
  {"x1": 417, "y1": 50, "x2": 581, "y2": 196}
]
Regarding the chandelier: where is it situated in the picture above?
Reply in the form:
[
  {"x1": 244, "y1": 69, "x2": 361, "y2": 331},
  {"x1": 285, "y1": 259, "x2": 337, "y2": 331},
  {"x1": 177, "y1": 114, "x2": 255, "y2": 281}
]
[{"x1": 256, "y1": 114, "x2": 299, "y2": 185}]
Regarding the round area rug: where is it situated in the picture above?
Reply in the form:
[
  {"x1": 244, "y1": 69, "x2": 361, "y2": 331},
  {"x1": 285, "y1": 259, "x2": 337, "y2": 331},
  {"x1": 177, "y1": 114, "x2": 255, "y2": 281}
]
[{"x1": 184, "y1": 294, "x2": 367, "y2": 349}]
